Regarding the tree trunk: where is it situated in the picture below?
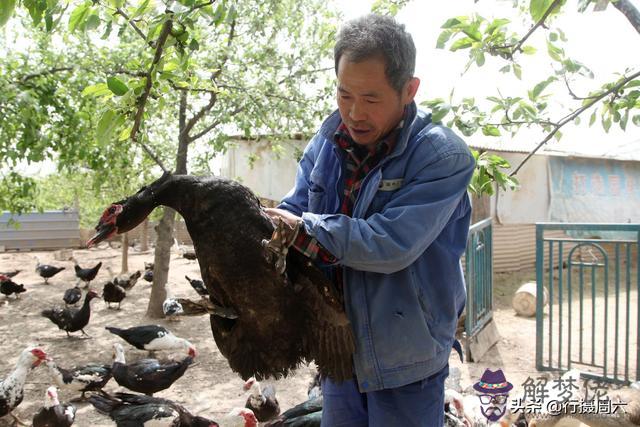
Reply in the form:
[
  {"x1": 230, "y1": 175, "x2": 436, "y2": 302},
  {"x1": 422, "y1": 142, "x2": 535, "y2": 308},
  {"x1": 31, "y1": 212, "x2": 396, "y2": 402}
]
[
  {"x1": 612, "y1": 0, "x2": 640, "y2": 35},
  {"x1": 141, "y1": 218, "x2": 149, "y2": 252},
  {"x1": 146, "y1": 208, "x2": 176, "y2": 318},
  {"x1": 471, "y1": 192, "x2": 491, "y2": 224},
  {"x1": 146, "y1": 91, "x2": 190, "y2": 318},
  {"x1": 121, "y1": 232, "x2": 129, "y2": 273}
]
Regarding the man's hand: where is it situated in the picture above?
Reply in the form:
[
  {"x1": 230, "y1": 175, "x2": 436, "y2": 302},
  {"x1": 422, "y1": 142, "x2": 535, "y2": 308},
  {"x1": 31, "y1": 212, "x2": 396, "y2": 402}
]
[
  {"x1": 264, "y1": 208, "x2": 303, "y2": 229},
  {"x1": 262, "y1": 208, "x2": 303, "y2": 275}
]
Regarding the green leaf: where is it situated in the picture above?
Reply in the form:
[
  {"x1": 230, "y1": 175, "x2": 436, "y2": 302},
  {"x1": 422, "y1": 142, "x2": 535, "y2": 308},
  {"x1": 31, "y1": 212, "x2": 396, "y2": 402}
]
[
  {"x1": 131, "y1": 0, "x2": 151, "y2": 19},
  {"x1": 69, "y1": 2, "x2": 91, "y2": 32},
  {"x1": 430, "y1": 103, "x2": 451, "y2": 123},
  {"x1": 499, "y1": 64, "x2": 511, "y2": 73},
  {"x1": 107, "y1": 77, "x2": 129, "y2": 96},
  {"x1": 441, "y1": 17, "x2": 463, "y2": 29},
  {"x1": 513, "y1": 63, "x2": 522, "y2": 80},
  {"x1": 85, "y1": 13, "x2": 100, "y2": 31},
  {"x1": 462, "y1": 26, "x2": 482, "y2": 42},
  {"x1": 602, "y1": 116, "x2": 612, "y2": 132},
  {"x1": 531, "y1": 77, "x2": 557, "y2": 99},
  {"x1": 530, "y1": 0, "x2": 561, "y2": 22},
  {"x1": 82, "y1": 83, "x2": 112, "y2": 98},
  {"x1": 118, "y1": 126, "x2": 132, "y2": 141},
  {"x1": 589, "y1": 110, "x2": 597, "y2": 126},
  {"x1": 522, "y1": 46, "x2": 537, "y2": 55},
  {"x1": 436, "y1": 30, "x2": 452, "y2": 49},
  {"x1": 450, "y1": 37, "x2": 474, "y2": 51},
  {"x1": 485, "y1": 18, "x2": 510, "y2": 35},
  {"x1": 546, "y1": 41, "x2": 563, "y2": 62},
  {"x1": 188, "y1": 38, "x2": 199, "y2": 51},
  {"x1": 0, "y1": 0, "x2": 16, "y2": 28},
  {"x1": 482, "y1": 125, "x2": 501, "y2": 136},
  {"x1": 554, "y1": 130, "x2": 563, "y2": 141},
  {"x1": 96, "y1": 109, "x2": 124, "y2": 144},
  {"x1": 621, "y1": 110, "x2": 629, "y2": 131},
  {"x1": 472, "y1": 49, "x2": 485, "y2": 66},
  {"x1": 632, "y1": 115, "x2": 640, "y2": 126}
]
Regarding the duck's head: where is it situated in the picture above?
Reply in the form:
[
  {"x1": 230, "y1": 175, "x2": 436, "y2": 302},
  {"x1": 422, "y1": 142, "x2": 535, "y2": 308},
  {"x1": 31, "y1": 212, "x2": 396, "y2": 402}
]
[{"x1": 88, "y1": 172, "x2": 173, "y2": 247}]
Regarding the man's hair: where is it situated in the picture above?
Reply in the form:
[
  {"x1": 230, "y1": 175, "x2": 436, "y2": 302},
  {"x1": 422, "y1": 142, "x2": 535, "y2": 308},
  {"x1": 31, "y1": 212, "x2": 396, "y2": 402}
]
[{"x1": 334, "y1": 14, "x2": 416, "y2": 93}]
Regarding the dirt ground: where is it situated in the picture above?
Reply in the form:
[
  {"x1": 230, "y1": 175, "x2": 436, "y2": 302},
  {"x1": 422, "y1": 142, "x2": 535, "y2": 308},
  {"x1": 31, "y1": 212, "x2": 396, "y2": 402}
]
[{"x1": 0, "y1": 246, "x2": 628, "y2": 426}]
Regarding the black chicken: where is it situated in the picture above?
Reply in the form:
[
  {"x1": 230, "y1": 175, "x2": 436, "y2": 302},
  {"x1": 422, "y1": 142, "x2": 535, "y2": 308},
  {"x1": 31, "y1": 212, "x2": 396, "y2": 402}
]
[
  {"x1": 72, "y1": 259, "x2": 102, "y2": 288},
  {"x1": 102, "y1": 281, "x2": 126, "y2": 309},
  {"x1": 89, "y1": 393, "x2": 258, "y2": 427},
  {"x1": 185, "y1": 275, "x2": 208, "y2": 297},
  {"x1": 45, "y1": 358, "x2": 112, "y2": 399},
  {"x1": 32, "y1": 386, "x2": 76, "y2": 427},
  {"x1": 143, "y1": 269, "x2": 153, "y2": 282},
  {"x1": 36, "y1": 258, "x2": 66, "y2": 284},
  {"x1": 0, "y1": 275, "x2": 26, "y2": 299},
  {"x1": 63, "y1": 286, "x2": 82, "y2": 306},
  {"x1": 107, "y1": 267, "x2": 141, "y2": 290},
  {"x1": 0, "y1": 270, "x2": 21, "y2": 278},
  {"x1": 263, "y1": 396, "x2": 322, "y2": 427},
  {"x1": 88, "y1": 173, "x2": 354, "y2": 382},
  {"x1": 41, "y1": 290, "x2": 99, "y2": 337},
  {"x1": 111, "y1": 343, "x2": 193, "y2": 395}
]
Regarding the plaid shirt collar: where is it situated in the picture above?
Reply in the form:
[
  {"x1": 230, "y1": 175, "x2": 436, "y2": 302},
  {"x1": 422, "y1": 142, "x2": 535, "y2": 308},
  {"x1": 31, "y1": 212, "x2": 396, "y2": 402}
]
[{"x1": 333, "y1": 115, "x2": 405, "y2": 159}]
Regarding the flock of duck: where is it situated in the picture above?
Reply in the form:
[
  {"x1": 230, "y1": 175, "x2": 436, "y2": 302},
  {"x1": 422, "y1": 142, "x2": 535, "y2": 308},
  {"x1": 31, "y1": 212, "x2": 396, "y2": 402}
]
[{"x1": 0, "y1": 258, "x2": 262, "y2": 427}]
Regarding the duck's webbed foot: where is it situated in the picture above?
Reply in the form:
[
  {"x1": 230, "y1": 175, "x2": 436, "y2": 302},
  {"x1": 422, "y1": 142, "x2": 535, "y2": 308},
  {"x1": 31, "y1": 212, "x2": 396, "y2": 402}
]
[{"x1": 262, "y1": 217, "x2": 302, "y2": 275}]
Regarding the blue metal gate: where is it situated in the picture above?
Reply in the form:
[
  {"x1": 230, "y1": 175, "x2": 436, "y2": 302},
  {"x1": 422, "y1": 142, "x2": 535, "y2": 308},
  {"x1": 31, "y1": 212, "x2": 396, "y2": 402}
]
[
  {"x1": 464, "y1": 218, "x2": 493, "y2": 358},
  {"x1": 536, "y1": 223, "x2": 640, "y2": 384}
]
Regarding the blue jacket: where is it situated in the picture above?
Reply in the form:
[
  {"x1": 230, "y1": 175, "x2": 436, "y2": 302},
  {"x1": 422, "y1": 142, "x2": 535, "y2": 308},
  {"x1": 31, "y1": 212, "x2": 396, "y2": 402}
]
[{"x1": 279, "y1": 102, "x2": 475, "y2": 392}]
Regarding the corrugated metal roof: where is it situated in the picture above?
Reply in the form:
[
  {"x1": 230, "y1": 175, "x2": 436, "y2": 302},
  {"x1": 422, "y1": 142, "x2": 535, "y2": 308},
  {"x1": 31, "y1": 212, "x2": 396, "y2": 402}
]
[{"x1": 468, "y1": 138, "x2": 640, "y2": 162}]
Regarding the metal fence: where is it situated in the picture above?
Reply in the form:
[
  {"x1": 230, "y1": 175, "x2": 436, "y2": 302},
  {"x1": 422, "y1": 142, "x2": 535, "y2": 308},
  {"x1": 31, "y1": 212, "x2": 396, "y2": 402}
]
[
  {"x1": 464, "y1": 218, "x2": 493, "y2": 346},
  {"x1": 535, "y1": 223, "x2": 640, "y2": 384},
  {"x1": 0, "y1": 210, "x2": 81, "y2": 251}
]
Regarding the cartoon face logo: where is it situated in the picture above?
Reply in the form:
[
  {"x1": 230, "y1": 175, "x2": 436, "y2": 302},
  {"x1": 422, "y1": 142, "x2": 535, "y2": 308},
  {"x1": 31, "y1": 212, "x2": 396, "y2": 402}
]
[{"x1": 473, "y1": 368, "x2": 513, "y2": 422}]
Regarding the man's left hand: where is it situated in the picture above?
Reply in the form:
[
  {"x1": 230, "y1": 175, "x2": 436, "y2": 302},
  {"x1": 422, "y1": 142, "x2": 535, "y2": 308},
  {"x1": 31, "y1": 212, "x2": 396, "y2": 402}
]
[{"x1": 263, "y1": 208, "x2": 303, "y2": 229}]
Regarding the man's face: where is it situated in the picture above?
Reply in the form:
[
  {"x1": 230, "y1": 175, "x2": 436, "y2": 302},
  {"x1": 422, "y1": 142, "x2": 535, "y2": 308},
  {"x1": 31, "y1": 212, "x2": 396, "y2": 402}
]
[{"x1": 336, "y1": 54, "x2": 419, "y2": 147}]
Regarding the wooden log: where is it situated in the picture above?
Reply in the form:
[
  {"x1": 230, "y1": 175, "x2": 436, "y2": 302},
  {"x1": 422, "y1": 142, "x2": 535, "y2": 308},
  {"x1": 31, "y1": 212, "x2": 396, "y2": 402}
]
[{"x1": 512, "y1": 281, "x2": 548, "y2": 317}]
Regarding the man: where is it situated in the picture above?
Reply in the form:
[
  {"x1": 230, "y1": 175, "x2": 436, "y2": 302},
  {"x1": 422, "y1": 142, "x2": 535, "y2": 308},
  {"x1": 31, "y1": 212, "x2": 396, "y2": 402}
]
[{"x1": 265, "y1": 14, "x2": 475, "y2": 427}]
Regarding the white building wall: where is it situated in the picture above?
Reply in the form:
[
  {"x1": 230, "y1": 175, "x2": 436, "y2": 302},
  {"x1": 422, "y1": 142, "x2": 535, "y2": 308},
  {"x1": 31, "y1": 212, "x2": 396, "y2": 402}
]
[
  {"x1": 492, "y1": 152, "x2": 551, "y2": 224},
  {"x1": 221, "y1": 139, "x2": 307, "y2": 202}
]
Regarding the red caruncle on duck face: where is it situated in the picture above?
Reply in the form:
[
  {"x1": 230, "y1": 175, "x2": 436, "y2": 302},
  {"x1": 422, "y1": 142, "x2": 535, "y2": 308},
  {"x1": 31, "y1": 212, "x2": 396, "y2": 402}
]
[{"x1": 87, "y1": 204, "x2": 123, "y2": 247}]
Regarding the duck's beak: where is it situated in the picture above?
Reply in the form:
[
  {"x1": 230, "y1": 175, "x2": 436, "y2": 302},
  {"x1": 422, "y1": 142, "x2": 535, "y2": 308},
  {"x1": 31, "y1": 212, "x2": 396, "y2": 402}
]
[{"x1": 87, "y1": 223, "x2": 116, "y2": 247}]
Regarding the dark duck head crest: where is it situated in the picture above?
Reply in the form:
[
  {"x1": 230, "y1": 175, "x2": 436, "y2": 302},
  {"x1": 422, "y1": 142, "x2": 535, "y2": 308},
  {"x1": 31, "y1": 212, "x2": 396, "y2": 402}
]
[{"x1": 88, "y1": 172, "x2": 173, "y2": 247}]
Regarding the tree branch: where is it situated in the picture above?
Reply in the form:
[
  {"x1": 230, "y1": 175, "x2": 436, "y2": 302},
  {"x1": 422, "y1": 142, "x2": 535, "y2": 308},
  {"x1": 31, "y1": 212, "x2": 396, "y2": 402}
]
[
  {"x1": 510, "y1": 69, "x2": 640, "y2": 176},
  {"x1": 212, "y1": 16, "x2": 236, "y2": 82},
  {"x1": 189, "y1": 104, "x2": 245, "y2": 143},
  {"x1": 187, "y1": 0, "x2": 217, "y2": 14},
  {"x1": 218, "y1": 84, "x2": 302, "y2": 103},
  {"x1": 129, "y1": 18, "x2": 174, "y2": 172},
  {"x1": 512, "y1": 0, "x2": 564, "y2": 54},
  {"x1": 277, "y1": 66, "x2": 333, "y2": 85},
  {"x1": 20, "y1": 67, "x2": 74, "y2": 83},
  {"x1": 115, "y1": 7, "x2": 154, "y2": 48},
  {"x1": 177, "y1": 16, "x2": 236, "y2": 143},
  {"x1": 181, "y1": 92, "x2": 217, "y2": 141},
  {"x1": 561, "y1": 73, "x2": 602, "y2": 100},
  {"x1": 612, "y1": 0, "x2": 640, "y2": 35}
]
